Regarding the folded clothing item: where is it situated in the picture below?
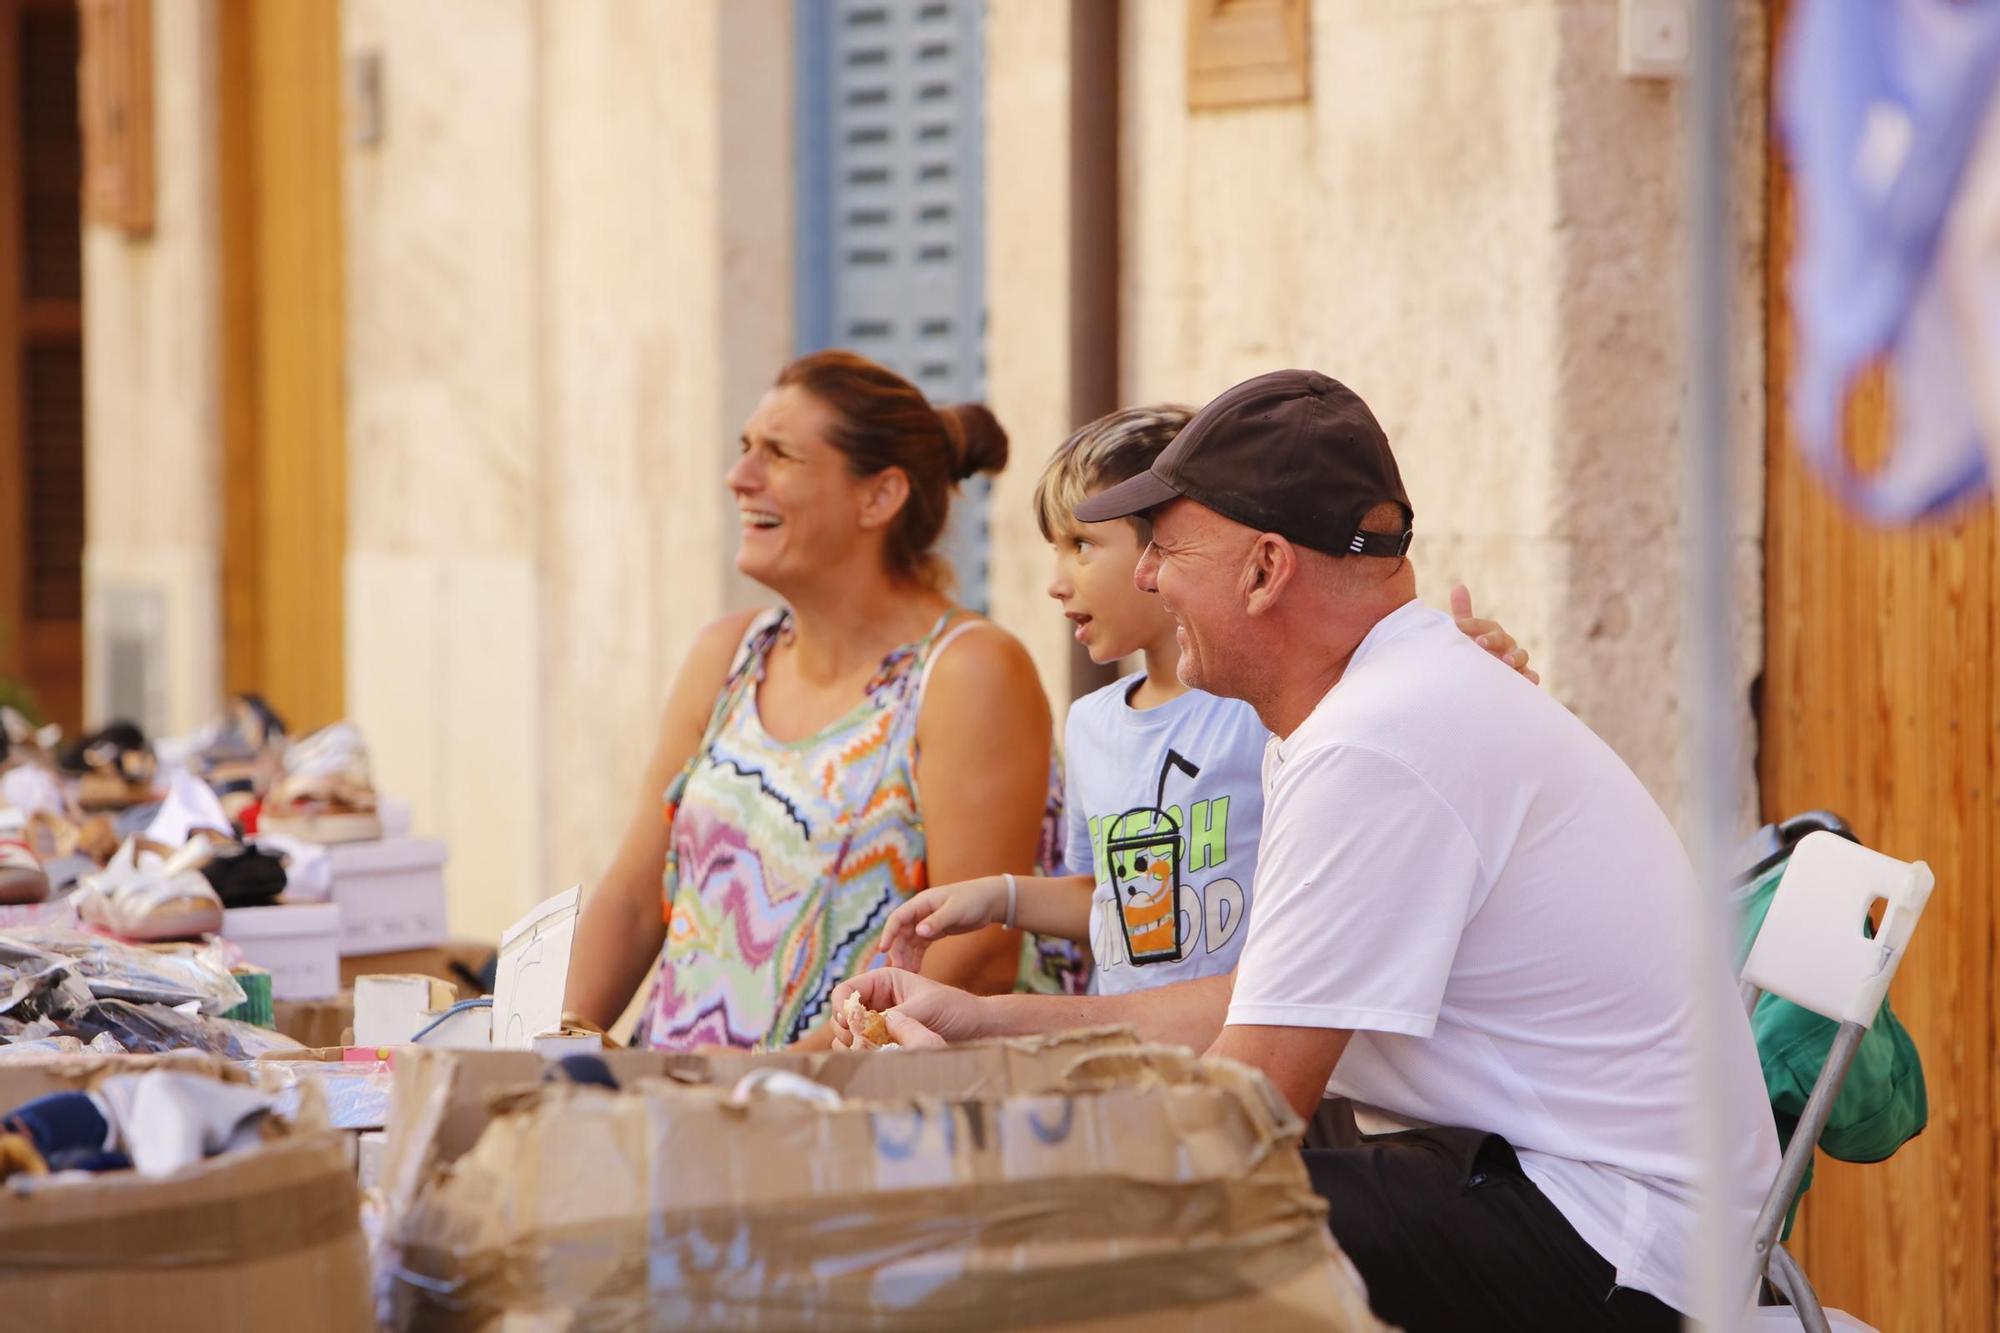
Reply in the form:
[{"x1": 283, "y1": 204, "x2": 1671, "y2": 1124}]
[
  {"x1": 94, "y1": 1070, "x2": 277, "y2": 1175},
  {"x1": 1, "y1": 1089, "x2": 127, "y2": 1175},
  {"x1": 544, "y1": 1054, "x2": 620, "y2": 1090},
  {"x1": 3, "y1": 1070, "x2": 280, "y2": 1179},
  {"x1": 200, "y1": 843, "x2": 287, "y2": 909},
  {"x1": 247, "y1": 832, "x2": 329, "y2": 901}
]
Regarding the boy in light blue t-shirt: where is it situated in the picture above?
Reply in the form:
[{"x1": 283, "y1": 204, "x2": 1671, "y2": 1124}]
[{"x1": 879, "y1": 407, "x2": 1531, "y2": 993}]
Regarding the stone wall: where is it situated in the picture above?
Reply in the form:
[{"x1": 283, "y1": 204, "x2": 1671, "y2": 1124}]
[
  {"x1": 82, "y1": 0, "x2": 1769, "y2": 946},
  {"x1": 81, "y1": 0, "x2": 222, "y2": 738},
  {"x1": 341, "y1": 0, "x2": 789, "y2": 940},
  {"x1": 986, "y1": 0, "x2": 1767, "y2": 827}
]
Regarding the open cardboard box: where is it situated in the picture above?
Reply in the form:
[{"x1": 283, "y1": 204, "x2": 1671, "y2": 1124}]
[
  {"x1": 340, "y1": 885, "x2": 587, "y2": 1053},
  {"x1": 273, "y1": 990, "x2": 356, "y2": 1049},
  {"x1": 0, "y1": 1052, "x2": 372, "y2": 1331},
  {"x1": 375, "y1": 1034, "x2": 1388, "y2": 1332},
  {"x1": 251, "y1": 888, "x2": 596, "y2": 1140}
]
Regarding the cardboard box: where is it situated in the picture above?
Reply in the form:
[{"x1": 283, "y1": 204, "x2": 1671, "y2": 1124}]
[
  {"x1": 354, "y1": 975, "x2": 461, "y2": 1047},
  {"x1": 377, "y1": 1035, "x2": 1385, "y2": 1331},
  {"x1": 339, "y1": 940, "x2": 489, "y2": 992},
  {"x1": 326, "y1": 837, "x2": 447, "y2": 956},
  {"x1": 221, "y1": 900, "x2": 343, "y2": 999},
  {"x1": 274, "y1": 991, "x2": 356, "y2": 1049},
  {"x1": 0, "y1": 1053, "x2": 373, "y2": 1331}
]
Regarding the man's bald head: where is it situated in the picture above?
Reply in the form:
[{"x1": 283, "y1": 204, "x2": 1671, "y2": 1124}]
[{"x1": 1135, "y1": 498, "x2": 1415, "y2": 725}]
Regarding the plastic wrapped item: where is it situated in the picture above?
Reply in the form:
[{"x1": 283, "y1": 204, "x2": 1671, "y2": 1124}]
[
  {"x1": 214, "y1": 1017, "x2": 306, "y2": 1059},
  {"x1": 58, "y1": 999, "x2": 303, "y2": 1060},
  {"x1": 263, "y1": 1059, "x2": 396, "y2": 1131},
  {"x1": 3, "y1": 927, "x2": 246, "y2": 1014},
  {"x1": 0, "y1": 1035, "x2": 85, "y2": 1058},
  {"x1": 0, "y1": 937, "x2": 74, "y2": 1016}
]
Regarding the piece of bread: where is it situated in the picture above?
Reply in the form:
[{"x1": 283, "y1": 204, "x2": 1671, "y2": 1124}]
[{"x1": 841, "y1": 991, "x2": 895, "y2": 1049}]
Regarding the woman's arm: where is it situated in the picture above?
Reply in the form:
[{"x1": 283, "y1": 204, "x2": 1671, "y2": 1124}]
[
  {"x1": 563, "y1": 611, "x2": 760, "y2": 1031},
  {"x1": 908, "y1": 621, "x2": 1055, "y2": 996}
]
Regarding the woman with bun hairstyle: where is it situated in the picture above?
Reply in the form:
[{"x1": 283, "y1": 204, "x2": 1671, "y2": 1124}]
[{"x1": 566, "y1": 350, "x2": 1062, "y2": 1050}]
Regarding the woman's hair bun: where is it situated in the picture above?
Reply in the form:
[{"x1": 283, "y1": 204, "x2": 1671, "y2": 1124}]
[{"x1": 937, "y1": 403, "x2": 1009, "y2": 482}]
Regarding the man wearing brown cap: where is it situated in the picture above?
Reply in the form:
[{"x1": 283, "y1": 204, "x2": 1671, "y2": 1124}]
[{"x1": 835, "y1": 370, "x2": 1778, "y2": 1330}]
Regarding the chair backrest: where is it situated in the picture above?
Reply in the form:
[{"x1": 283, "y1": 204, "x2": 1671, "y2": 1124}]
[{"x1": 1741, "y1": 831, "x2": 1934, "y2": 1028}]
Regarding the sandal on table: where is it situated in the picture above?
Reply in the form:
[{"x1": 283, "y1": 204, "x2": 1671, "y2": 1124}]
[
  {"x1": 70, "y1": 724, "x2": 160, "y2": 813},
  {"x1": 0, "y1": 811, "x2": 50, "y2": 905},
  {"x1": 76, "y1": 836, "x2": 225, "y2": 942},
  {"x1": 260, "y1": 722, "x2": 383, "y2": 844}
]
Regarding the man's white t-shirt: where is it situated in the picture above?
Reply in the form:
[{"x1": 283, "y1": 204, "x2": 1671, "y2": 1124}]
[{"x1": 1226, "y1": 600, "x2": 1779, "y2": 1315}]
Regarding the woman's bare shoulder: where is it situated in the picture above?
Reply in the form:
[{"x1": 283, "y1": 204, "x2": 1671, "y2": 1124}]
[{"x1": 921, "y1": 614, "x2": 1047, "y2": 712}]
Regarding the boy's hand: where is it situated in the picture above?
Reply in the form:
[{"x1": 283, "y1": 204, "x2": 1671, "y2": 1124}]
[
  {"x1": 831, "y1": 968, "x2": 984, "y2": 1048},
  {"x1": 1452, "y1": 584, "x2": 1540, "y2": 685},
  {"x1": 878, "y1": 877, "x2": 1008, "y2": 972}
]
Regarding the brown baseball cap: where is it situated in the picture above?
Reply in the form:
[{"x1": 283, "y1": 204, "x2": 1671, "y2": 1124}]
[{"x1": 1074, "y1": 369, "x2": 1413, "y2": 558}]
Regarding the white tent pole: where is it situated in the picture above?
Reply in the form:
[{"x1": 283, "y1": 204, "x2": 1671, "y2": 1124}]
[{"x1": 1684, "y1": 0, "x2": 1753, "y2": 1327}]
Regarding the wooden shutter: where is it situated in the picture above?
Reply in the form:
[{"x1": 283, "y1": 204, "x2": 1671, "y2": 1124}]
[
  {"x1": 0, "y1": 0, "x2": 86, "y2": 731},
  {"x1": 1187, "y1": 0, "x2": 1310, "y2": 111},
  {"x1": 796, "y1": 0, "x2": 992, "y2": 607},
  {"x1": 77, "y1": 0, "x2": 152, "y2": 234}
]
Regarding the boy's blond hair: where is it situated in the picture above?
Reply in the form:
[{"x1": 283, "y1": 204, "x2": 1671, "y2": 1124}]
[{"x1": 1033, "y1": 404, "x2": 1195, "y2": 542}]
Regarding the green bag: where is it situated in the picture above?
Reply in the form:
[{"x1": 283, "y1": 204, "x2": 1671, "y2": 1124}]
[{"x1": 1733, "y1": 861, "x2": 1928, "y2": 1237}]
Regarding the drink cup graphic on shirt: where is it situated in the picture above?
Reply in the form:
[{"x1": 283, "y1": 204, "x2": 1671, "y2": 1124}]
[
  {"x1": 1104, "y1": 748, "x2": 1202, "y2": 965},
  {"x1": 1106, "y1": 813, "x2": 1183, "y2": 963}
]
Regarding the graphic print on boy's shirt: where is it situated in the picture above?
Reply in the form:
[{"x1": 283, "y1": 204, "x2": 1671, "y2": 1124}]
[
  {"x1": 1098, "y1": 749, "x2": 1207, "y2": 964},
  {"x1": 1061, "y1": 679, "x2": 1268, "y2": 996}
]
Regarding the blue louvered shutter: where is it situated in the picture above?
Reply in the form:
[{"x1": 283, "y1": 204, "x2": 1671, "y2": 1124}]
[{"x1": 796, "y1": 0, "x2": 991, "y2": 610}]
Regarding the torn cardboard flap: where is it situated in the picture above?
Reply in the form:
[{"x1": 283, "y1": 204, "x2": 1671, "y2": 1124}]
[
  {"x1": 372, "y1": 1026, "x2": 1151, "y2": 1228},
  {"x1": 490, "y1": 885, "x2": 579, "y2": 1048},
  {"x1": 379, "y1": 1035, "x2": 1386, "y2": 1331}
]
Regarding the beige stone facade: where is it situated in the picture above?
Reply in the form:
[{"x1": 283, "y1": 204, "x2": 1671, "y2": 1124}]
[
  {"x1": 340, "y1": 0, "x2": 791, "y2": 938},
  {"x1": 82, "y1": 0, "x2": 222, "y2": 740},
  {"x1": 990, "y1": 0, "x2": 1768, "y2": 825},
  {"x1": 80, "y1": 0, "x2": 1767, "y2": 941}
]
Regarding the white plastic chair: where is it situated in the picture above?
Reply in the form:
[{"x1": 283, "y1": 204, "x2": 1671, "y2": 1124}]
[{"x1": 1738, "y1": 831, "x2": 1934, "y2": 1332}]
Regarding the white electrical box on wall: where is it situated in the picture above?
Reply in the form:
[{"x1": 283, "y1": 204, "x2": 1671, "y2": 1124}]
[{"x1": 1619, "y1": 0, "x2": 1692, "y2": 80}]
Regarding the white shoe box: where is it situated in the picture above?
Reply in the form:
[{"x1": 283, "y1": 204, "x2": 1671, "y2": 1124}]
[
  {"x1": 0, "y1": 897, "x2": 80, "y2": 930},
  {"x1": 221, "y1": 902, "x2": 343, "y2": 999},
  {"x1": 325, "y1": 836, "x2": 448, "y2": 956}
]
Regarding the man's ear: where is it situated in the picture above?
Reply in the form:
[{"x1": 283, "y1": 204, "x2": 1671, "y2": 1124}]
[
  {"x1": 1243, "y1": 535, "x2": 1297, "y2": 617},
  {"x1": 857, "y1": 467, "x2": 911, "y2": 531}
]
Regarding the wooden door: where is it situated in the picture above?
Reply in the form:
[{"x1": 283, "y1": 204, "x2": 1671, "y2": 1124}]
[
  {"x1": 1762, "y1": 8, "x2": 1999, "y2": 1330},
  {"x1": 0, "y1": 0, "x2": 84, "y2": 734},
  {"x1": 218, "y1": 0, "x2": 346, "y2": 731}
]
